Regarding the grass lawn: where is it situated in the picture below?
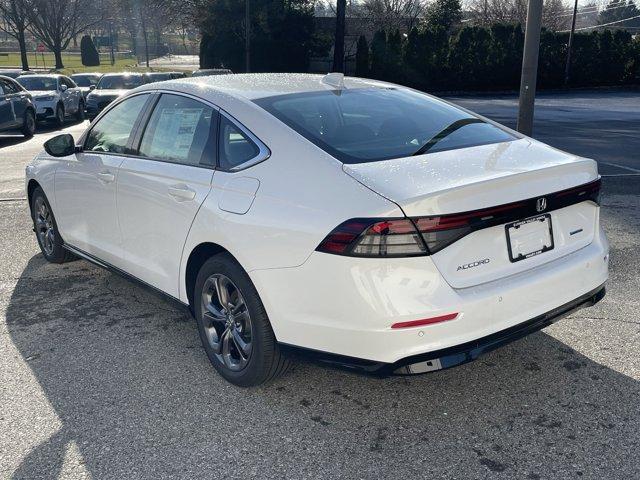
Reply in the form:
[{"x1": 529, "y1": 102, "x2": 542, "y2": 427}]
[{"x1": 0, "y1": 52, "x2": 169, "y2": 74}]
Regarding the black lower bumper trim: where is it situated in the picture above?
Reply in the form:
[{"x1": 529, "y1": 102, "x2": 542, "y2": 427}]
[{"x1": 279, "y1": 284, "x2": 606, "y2": 376}]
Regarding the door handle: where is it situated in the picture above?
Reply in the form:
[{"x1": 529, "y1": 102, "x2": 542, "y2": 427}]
[
  {"x1": 97, "y1": 172, "x2": 115, "y2": 183},
  {"x1": 168, "y1": 185, "x2": 196, "y2": 201}
]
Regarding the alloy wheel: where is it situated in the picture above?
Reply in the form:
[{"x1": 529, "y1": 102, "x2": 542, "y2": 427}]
[
  {"x1": 56, "y1": 106, "x2": 64, "y2": 125},
  {"x1": 201, "y1": 274, "x2": 253, "y2": 371},
  {"x1": 34, "y1": 196, "x2": 55, "y2": 256}
]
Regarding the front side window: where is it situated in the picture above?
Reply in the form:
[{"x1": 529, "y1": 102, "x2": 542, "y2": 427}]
[
  {"x1": 62, "y1": 77, "x2": 76, "y2": 88},
  {"x1": 218, "y1": 115, "x2": 261, "y2": 170},
  {"x1": 138, "y1": 94, "x2": 216, "y2": 166},
  {"x1": 84, "y1": 94, "x2": 148, "y2": 153},
  {"x1": 254, "y1": 88, "x2": 515, "y2": 164}
]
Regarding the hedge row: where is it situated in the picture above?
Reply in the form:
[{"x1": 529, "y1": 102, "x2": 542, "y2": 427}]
[{"x1": 356, "y1": 24, "x2": 640, "y2": 91}]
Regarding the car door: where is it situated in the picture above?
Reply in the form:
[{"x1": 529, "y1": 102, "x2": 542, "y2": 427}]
[
  {"x1": 59, "y1": 77, "x2": 74, "y2": 113},
  {"x1": 54, "y1": 93, "x2": 152, "y2": 265},
  {"x1": 116, "y1": 93, "x2": 217, "y2": 297},
  {"x1": 2, "y1": 78, "x2": 29, "y2": 127},
  {"x1": 0, "y1": 81, "x2": 15, "y2": 130},
  {"x1": 64, "y1": 76, "x2": 81, "y2": 111}
]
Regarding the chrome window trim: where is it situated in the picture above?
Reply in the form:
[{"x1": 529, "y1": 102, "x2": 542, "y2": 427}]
[
  {"x1": 219, "y1": 109, "x2": 271, "y2": 172},
  {"x1": 80, "y1": 87, "x2": 270, "y2": 172}
]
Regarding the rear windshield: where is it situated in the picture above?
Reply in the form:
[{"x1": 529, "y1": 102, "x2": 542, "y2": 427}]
[
  {"x1": 17, "y1": 76, "x2": 57, "y2": 91},
  {"x1": 97, "y1": 75, "x2": 143, "y2": 90},
  {"x1": 254, "y1": 88, "x2": 515, "y2": 164}
]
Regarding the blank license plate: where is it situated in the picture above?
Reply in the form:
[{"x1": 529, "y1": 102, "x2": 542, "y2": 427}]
[{"x1": 505, "y1": 214, "x2": 554, "y2": 263}]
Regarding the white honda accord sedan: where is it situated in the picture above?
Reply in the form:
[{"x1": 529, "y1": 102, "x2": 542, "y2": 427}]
[{"x1": 25, "y1": 73, "x2": 608, "y2": 386}]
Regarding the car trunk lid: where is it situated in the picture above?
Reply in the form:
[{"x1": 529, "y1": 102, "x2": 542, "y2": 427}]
[{"x1": 343, "y1": 138, "x2": 600, "y2": 288}]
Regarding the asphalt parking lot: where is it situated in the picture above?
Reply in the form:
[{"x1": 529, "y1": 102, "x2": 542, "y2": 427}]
[{"x1": 1, "y1": 91, "x2": 639, "y2": 479}]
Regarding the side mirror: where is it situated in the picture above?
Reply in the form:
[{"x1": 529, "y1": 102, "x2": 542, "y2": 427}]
[
  {"x1": 60, "y1": 84, "x2": 68, "y2": 92},
  {"x1": 89, "y1": 84, "x2": 96, "y2": 90},
  {"x1": 44, "y1": 134, "x2": 77, "y2": 157}
]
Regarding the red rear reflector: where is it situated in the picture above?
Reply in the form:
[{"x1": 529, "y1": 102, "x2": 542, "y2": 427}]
[{"x1": 391, "y1": 313, "x2": 458, "y2": 329}]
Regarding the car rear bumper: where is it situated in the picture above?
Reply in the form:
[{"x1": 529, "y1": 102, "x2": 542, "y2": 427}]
[
  {"x1": 250, "y1": 225, "x2": 609, "y2": 365},
  {"x1": 280, "y1": 284, "x2": 605, "y2": 375}
]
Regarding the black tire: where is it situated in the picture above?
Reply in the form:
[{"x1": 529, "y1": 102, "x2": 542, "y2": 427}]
[
  {"x1": 54, "y1": 103, "x2": 64, "y2": 127},
  {"x1": 31, "y1": 187, "x2": 75, "y2": 264},
  {"x1": 21, "y1": 109, "x2": 36, "y2": 138},
  {"x1": 194, "y1": 253, "x2": 291, "y2": 387},
  {"x1": 75, "y1": 100, "x2": 85, "y2": 121}
]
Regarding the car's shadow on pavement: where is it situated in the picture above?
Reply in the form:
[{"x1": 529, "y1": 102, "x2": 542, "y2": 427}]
[
  {"x1": 0, "y1": 118, "x2": 86, "y2": 149},
  {"x1": 6, "y1": 250, "x2": 640, "y2": 478}
]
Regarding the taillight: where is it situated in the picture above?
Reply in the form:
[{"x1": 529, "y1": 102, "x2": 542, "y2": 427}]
[
  {"x1": 316, "y1": 179, "x2": 601, "y2": 258},
  {"x1": 414, "y1": 202, "x2": 528, "y2": 254},
  {"x1": 315, "y1": 218, "x2": 427, "y2": 257}
]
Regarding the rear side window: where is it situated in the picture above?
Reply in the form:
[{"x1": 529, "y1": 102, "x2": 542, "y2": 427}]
[
  {"x1": 254, "y1": 88, "x2": 515, "y2": 164},
  {"x1": 218, "y1": 115, "x2": 260, "y2": 170},
  {"x1": 138, "y1": 94, "x2": 216, "y2": 167},
  {"x1": 84, "y1": 94, "x2": 148, "y2": 153}
]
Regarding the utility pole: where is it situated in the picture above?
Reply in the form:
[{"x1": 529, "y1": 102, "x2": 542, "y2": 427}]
[
  {"x1": 109, "y1": 22, "x2": 115, "y2": 66},
  {"x1": 245, "y1": 0, "x2": 250, "y2": 73},
  {"x1": 332, "y1": 0, "x2": 346, "y2": 72},
  {"x1": 564, "y1": 0, "x2": 579, "y2": 85},
  {"x1": 517, "y1": 0, "x2": 544, "y2": 136}
]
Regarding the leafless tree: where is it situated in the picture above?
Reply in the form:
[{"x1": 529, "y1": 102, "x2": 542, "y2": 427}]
[
  {"x1": 133, "y1": 0, "x2": 182, "y2": 66},
  {"x1": 467, "y1": 0, "x2": 569, "y2": 31},
  {"x1": 25, "y1": 0, "x2": 103, "y2": 68},
  {"x1": 361, "y1": 0, "x2": 426, "y2": 32},
  {"x1": 0, "y1": 0, "x2": 31, "y2": 70}
]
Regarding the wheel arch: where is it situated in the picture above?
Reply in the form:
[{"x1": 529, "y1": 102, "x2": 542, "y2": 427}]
[
  {"x1": 27, "y1": 179, "x2": 41, "y2": 217},
  {"x1": 184, "y1": 242, "x2": 244, "y2": 312}
]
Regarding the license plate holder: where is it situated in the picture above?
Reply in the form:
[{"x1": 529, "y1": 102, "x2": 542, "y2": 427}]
[{"x1": 505, "y1": 214, "x2": 554, "y2": 263}]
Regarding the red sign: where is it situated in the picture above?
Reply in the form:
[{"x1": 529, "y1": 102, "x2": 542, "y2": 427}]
[{"x1": 36, "y1": 43, "x2": 45, "y2": 52}]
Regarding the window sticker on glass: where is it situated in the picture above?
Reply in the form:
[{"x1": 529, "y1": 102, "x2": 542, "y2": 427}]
[{"x1": 146, "y1": 108, "x2": 204, "y2": 161}]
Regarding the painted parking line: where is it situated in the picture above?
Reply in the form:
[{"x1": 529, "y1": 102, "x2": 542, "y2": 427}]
[{"x1": 599, "y1": 162, "x2": 640, "y2": 174}]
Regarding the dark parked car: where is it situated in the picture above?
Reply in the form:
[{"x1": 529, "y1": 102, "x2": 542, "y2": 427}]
[
  {"x1": 143, "y1": 72, "x2": 174, "y2": 83},
  {"x1": 191, "y1": 68, "x2": 233, "y2": 77},
  {"x1": 85, "y1": 72, "x2": 146, "y2": 120},
  {"x1": 0, "y1": 75, "x2": 36, "y2": 137},
  {"x1": 70, "y1": 73, "x2": 103, "y2": 99},
  {"x1": 169, "y1": 71, "x2": 187, "y2": 79}
]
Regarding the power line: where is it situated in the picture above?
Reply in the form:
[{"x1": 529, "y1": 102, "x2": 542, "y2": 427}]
[
  {"x1": 559, "y1": 12, "x2": 640, "y2": 30},
  {"x1": 555, "y1": 0, "x2": 629, "y2": 14},
  {"x1": 556, "y1": 3, "x2": 632, "y2": 17}
]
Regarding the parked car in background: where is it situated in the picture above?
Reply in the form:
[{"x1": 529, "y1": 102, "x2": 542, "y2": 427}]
[
  {"x1": 169, "y1": 71, "x2": 187, "y2": 79},
  {"x1": 70, "y1": 73, "x2": 103, "y2": 99},
  {"x1": 85, "y1": 72, "x2": 146, "y2": 120},
  {"x1": 0, "y1": 69, "x2": 35, "y2": 79},
  {"x1": 26, "y1": 74, "x2": 608, "y2": 386},
  {"x1": 191, "y1": 68, "x2": 233, "y2": 77},
  {"x1": 17, "y1": 74, "x2": 84, "y2": 126},
  {"x1": 144, "y1": 72, "x2": 174, "y2": 83},
  {"x1": 0, "y1": 75, "x2": 36, "y2": 137}
]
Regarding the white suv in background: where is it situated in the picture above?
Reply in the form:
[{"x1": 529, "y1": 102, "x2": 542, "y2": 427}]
[{"x1": 17, "y1": 74, "x2": 84, "y2": 126}]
